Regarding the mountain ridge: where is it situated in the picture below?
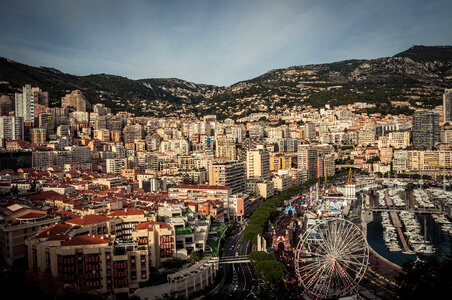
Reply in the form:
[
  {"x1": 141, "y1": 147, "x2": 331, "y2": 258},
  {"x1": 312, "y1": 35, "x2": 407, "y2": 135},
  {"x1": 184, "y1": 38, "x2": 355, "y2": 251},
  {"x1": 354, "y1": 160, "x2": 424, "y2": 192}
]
[{"x1": 1, "y1": 45, "x2": 452, "y2": 118}]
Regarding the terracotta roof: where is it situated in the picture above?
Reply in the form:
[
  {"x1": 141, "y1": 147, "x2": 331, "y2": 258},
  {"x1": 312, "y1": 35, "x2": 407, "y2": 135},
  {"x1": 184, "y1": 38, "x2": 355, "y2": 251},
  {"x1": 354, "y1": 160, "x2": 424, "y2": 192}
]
[
  {"x1": 66, "y1": 214, "x2": 111, "y2": 226},
  {"x1": 37, "y1": 224, "x2": 72, "y2": 239},
  {"x1": 62, "y1": 236, "x2": 108, "y2": 247},
  {"x1": 169, "y1": 184, "x2": 231, "y2": 190},
  {"x1": 17, "y1": 212, "x2": 47, "y2": 219},
  {"x1": 137, "y1": 221, "x2": 168, "y2": 231},
  {"x1": 26, "y1": 191, "x2": 60, "y2": 201},
  {"x1": 107, "y1": 209, "x2": 144, "y2": 217}
]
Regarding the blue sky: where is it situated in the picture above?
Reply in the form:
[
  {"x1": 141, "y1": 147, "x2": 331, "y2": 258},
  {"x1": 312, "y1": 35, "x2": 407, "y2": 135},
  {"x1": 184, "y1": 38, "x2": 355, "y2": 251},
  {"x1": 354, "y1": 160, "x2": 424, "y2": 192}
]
[{"x1": 0, "y1": 0, "x2": 451, "y2": 86}]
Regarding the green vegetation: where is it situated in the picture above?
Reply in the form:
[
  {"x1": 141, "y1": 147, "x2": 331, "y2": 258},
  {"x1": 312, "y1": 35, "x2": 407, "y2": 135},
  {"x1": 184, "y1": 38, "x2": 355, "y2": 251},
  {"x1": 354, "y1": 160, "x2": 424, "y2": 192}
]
[
  {"x1": 253, "y1": 260, "x2": 286, "y2": 283},
  {"x1": 243, "y1": 178, "x2": 318, "y2": 244},
  {"x1": 189, "y1": 251, "x2": 201, "y2": 264},
  {"x1": 396, "y1": 254, "x2": 452, "y2": 299},
  {"x1": 248, "y1": 251, "x2": 275, "y2": 267},
  {"x1": 162, "y1": 257, "x2": 185, "y2": 269},
  {"x1": 206, "y1": 223, "x2": 227, "y2": 257},
  {"x1": 175, "y1": 226, "x2": 193, "y2": 235},
  {"x1": 244, "y1": 170, "x2": 349, "y2": 244},
  {"x1": 248, "y1": 251, "x2": 285, "y2": 283}
]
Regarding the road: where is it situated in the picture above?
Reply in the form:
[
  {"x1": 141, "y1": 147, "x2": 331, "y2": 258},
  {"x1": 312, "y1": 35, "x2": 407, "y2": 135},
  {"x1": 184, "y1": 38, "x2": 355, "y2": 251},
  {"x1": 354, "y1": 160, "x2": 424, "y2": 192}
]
[{"x1": 220, "y1": 224, "x2": 254, "y2": 294}]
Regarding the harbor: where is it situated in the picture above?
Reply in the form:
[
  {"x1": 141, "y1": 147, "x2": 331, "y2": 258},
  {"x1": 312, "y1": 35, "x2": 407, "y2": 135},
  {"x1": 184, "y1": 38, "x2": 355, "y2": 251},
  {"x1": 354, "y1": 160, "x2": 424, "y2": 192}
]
[{"x1": 364, "y1": 181, "x2": 452, "y2": 266}]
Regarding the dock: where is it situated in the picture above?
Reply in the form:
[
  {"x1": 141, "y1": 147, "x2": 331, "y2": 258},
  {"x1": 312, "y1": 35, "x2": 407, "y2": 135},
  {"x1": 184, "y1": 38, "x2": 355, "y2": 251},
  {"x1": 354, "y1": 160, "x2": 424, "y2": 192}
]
[
  {"x1": 385, "y1": 191, "x2": 413, "y2": 253},
  {"x1": 389, "y1": 211, "x2": 412, "y2": 254},
  {"x1": 384, "y1": 191, "x2": 393, "y2": 206}
]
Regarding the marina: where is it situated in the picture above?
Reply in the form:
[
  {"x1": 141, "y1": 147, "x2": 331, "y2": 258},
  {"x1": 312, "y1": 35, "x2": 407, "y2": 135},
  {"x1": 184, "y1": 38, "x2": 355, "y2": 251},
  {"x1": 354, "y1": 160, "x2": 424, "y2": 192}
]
[{"x1": 365, "y1": 182, "x2": 452, "y2": 266}]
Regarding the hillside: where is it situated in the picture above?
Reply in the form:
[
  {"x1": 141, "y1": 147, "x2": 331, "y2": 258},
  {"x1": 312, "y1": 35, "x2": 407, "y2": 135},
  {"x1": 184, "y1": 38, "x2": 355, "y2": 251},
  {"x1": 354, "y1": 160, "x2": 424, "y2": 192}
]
[{"x1": 1, "y1": 45, "x2": 452, "y2": 118}]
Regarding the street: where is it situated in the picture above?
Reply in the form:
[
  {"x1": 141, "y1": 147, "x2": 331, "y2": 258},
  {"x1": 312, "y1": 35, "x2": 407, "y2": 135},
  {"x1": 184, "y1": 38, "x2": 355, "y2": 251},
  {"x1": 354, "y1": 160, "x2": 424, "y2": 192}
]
[{"x1": 220, "y1": 225, "x2": 255, "y2": 294}]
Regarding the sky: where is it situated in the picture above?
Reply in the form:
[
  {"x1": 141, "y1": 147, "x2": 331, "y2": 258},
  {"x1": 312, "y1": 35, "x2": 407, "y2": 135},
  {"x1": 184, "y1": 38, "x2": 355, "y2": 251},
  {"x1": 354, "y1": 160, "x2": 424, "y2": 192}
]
[{"x1": 0, "y1": 0, "x2": 452, "y2": 86}]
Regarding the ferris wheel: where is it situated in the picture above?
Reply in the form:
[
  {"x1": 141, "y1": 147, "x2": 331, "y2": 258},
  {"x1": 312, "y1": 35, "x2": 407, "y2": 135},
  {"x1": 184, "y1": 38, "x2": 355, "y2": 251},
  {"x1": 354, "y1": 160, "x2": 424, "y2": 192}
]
[{"x1": 295, "y1": 218, "x2": 369, "y2": 299}]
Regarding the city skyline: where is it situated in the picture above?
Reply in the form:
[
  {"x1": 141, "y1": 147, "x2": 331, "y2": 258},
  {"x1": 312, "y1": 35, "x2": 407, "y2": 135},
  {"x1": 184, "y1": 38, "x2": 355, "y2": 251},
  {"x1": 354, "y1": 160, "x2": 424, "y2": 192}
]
[{"x1": 1, "y1": 0, "x2": 452, "y2": 85}]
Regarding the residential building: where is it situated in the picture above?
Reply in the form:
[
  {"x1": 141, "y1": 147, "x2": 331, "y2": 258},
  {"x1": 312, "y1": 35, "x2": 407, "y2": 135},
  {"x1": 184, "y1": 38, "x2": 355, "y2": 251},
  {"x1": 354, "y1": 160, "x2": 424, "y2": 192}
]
[
  {"x1": 412, "y1": 110, "x2": 440, "y2": 150},
  {"x1": 208, "y1": 161, "x2": 246, "y2": 194},
  {"x1": 246, "y1": 146, "x2": 270, "y2": 180},
  {"x1": 15, "y1": 84, "x2": 34, "y2": 123}
]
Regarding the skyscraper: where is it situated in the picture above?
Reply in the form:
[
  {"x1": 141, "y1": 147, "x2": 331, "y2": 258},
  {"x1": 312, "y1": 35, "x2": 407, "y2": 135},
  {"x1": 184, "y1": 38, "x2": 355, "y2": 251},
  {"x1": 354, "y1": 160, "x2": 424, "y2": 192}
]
[
  {"x1": 412, "y1": 110, "x2": 440, "y2": 150},
  {"x1": 15, "y1": 84, "x2": 34, "y2": 123},
  {"x1": 0, "y1": 116, "x2": 24, "y2": 142},
  {"x1": 215, "y1": 135, "x2": 236, "y2": 160},
  {"x1": 208, "y1": 161, "x2": 246, "y2": 194},
  {"x1": 246, "y1": 146, "x2": 270, "y2": 180},
  {"x1": 297, "y1": 145, "x2": 318, "y2": 179},
  {"x1": 443, "y1": 89, "x2": 452, "y2": 123}
]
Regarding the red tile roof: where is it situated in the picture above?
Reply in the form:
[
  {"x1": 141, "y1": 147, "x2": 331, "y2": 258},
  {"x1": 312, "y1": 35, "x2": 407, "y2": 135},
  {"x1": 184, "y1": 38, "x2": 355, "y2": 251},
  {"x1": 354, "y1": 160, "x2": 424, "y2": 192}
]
[
  {"x1": 17, "y1": 212, "x2": 47, "y2": 219},
  {"x1": 136, "y1": 221, "x2": 168, "y2": 231},
  {"x1": 37, "y1": 223, "x2": 71, "y2": 239},
  {"x1": 66, "y1": 214, "x2": 111, "y2": 226},
  {"x1": 62, "y1": 236, "x2": 108, "y2": 247},
  {"x1": 169, "y1": 184, "x2": 231, "y2": 190},
  {"x1": 107, "y1": 209, "x2": 144, "y2": 217}
]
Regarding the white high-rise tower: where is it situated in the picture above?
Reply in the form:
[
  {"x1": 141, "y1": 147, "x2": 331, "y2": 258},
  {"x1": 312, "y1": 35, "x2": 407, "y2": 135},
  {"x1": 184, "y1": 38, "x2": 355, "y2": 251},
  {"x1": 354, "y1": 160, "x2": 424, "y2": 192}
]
[{"x1": 15, "y1": 84, "x2": 34, "y2": 123}]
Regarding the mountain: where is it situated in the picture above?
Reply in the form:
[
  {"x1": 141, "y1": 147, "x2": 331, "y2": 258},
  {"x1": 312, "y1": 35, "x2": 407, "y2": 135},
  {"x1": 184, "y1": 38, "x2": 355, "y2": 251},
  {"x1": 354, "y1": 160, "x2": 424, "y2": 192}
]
[{"x1": 1, "y1": 45, "x2": 452, "y2": 118}]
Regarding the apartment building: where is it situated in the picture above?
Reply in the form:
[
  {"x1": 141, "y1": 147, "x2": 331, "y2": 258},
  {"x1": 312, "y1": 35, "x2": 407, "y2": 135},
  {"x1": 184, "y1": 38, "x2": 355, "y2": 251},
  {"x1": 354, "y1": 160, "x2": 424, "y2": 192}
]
[
  {"x1": 208, "y1": 161, "x2": 246, "y2": 194},
  {"x1": 246, "y1": 146, "x2": 270, "y2": 180}
]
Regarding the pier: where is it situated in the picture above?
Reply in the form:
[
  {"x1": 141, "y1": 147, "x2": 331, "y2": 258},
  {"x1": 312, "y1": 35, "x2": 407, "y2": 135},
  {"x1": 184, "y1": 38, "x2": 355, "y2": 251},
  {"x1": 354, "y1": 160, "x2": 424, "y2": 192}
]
[{"x1": 389, "y1": 211, "x2": 413, "y2": 254}]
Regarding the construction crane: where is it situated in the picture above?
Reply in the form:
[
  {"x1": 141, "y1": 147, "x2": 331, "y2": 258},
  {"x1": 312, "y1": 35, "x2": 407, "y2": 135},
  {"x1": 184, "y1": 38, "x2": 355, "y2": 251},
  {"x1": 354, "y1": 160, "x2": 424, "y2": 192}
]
[{"x1": 347, "y1": 168, "x2": 353, "y2": 184}]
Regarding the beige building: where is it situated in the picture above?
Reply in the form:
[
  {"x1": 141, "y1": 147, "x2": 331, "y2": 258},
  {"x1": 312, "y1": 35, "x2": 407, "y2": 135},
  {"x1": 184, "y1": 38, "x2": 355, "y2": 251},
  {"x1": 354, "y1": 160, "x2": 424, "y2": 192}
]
[
  {"x1": 389, "y1": 131, "x2": 411, "y2": 149},
  {"x1": 31, "y1": 127, "x2": 46, "y2": 145},
  {"x1": 61, "y1": 90, "x2": 90, "y2": 112},
  {"x1": 208, "y1": 161, "x2": 246, "y2": 194},
  {"x1": 272, "y1": 175, "x2": 293, "y2": 192},
  {"x1": 0, "y1": 203, "x2": 60, "y2": 265},
  {"x1": 256, "y1": 181, "x2": 275, "y2": 199},
  {"x1": 25, "y1": 216, "x2": 176, "y2": 295},
  {"x1": 404, "y1": 150, "x2": 452, "y2": 173},
  {"x1": 215, "y1": 136, "x2": 236, "y2": 160},
  {"x1": 246, "y1": 146, "x2": 270, "y2": 180},
  {"x1": 358, "y1": 127, "x2": 376, "y2": 146},
  {"x1": 93, "y1": 129, "x2": 110, "y2": 142}
]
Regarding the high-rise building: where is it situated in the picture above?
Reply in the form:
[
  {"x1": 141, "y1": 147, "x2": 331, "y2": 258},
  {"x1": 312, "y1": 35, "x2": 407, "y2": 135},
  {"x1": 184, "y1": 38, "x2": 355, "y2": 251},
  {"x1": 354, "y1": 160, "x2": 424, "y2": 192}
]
[
  {"x1": 123, "y1": 124, "x2": 143, "y2": 143},
  {"x1": 215, "y1": 135, "x2": 236, "y2": 160},
  {"x1": 443, "y1": 89, "x2": 452, "y2": 123},
  {"x1": 61, "y1": 90, "x2": 90, "y2": 112},
  {"x1": 31, "y1": 87, "x2": 49, "y2": 107},
  {"x1": 15, "y1": 84, "x2": 34, "y2": 123},
  {"x1": 38, "y1": 113, "x2": 54, "y2": 136},
  {"x1": 106, "y1": 158, "x2": 127, "y2": 174},
  {"x1": 0, "y1": 116, "x2": 24, "y2": 142},
  {"x1": 297, "y1": 145, "x2": 318, "y2": 179},
  {"x1": 0, "y1": 95, "x2": 13, "y2": 116},
  {"x1": 208, "y1": 161, "x2": 246, "y2": 194},
  {"x1": 30, "y1": 128, "x2": 46, "y2": 145},
  {"x1": 246, "y1": 146, "x2": 270, "y2": 180},
  {"x1": 412, "y1": 111, "x2": 440, "y2": 150}
]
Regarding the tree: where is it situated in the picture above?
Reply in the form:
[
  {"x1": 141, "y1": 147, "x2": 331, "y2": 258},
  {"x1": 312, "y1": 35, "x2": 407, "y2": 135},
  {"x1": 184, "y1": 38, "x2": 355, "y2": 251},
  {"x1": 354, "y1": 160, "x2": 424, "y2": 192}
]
[
  {"x1": 189, "y1": 251, "x2": 201, "y2": 264},
  {"x1": 253, "y1": 260, "x2": 285, "y2": 283},
  {"x1": 248, "y1": 251, "x2": 275, "y2": 268},
  {"x1": 396, "y1": 254, "x2": 452, "y2": 299}
]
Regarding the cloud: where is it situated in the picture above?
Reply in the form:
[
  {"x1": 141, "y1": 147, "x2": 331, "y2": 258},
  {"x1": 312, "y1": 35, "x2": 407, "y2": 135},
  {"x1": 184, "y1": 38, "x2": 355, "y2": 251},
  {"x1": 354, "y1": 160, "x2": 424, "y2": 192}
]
[{"x1": 0, "y1": 0, "x2": 451, "y2": 86}]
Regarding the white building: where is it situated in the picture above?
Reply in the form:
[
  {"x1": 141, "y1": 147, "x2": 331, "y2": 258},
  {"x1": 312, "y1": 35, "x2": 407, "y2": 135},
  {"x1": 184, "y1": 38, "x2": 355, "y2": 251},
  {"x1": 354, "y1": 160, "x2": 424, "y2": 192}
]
[
  {"x1": 106, "y1": 158, "x2": 127, "y2": 174},
  {"x1": 15, "y1": 84, "x2": 34, "y2": 123},
  {"x1": 0, "y1": 116, "x2": 24, "y2": 142}
]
